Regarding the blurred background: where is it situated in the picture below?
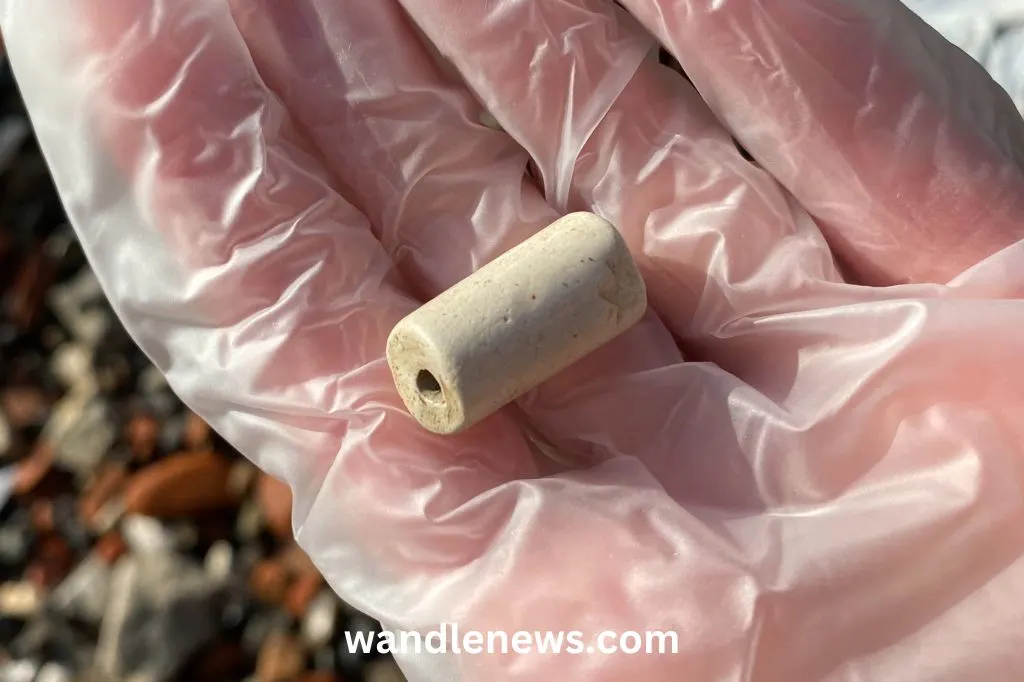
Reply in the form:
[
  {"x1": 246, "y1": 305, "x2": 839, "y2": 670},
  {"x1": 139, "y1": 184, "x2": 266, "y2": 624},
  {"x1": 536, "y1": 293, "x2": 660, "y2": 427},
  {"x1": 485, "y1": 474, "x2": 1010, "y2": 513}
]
[{"x1": 1, "y1": 3, "x2": 1022, "y2": 682}]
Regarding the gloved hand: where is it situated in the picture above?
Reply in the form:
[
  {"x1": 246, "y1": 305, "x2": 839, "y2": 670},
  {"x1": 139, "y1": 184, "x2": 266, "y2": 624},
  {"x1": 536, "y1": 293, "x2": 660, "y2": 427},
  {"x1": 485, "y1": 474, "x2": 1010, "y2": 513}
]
[{"x1": 5, "y1": 0, "x2": 1024, "y2": 679}]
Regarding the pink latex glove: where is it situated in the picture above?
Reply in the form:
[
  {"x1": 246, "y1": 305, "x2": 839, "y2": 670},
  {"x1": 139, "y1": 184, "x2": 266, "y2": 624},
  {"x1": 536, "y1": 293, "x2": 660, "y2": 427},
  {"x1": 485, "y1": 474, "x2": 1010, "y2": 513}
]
[{"x1": 5, "y1": 0, "x2": 1024, "y2": 679}]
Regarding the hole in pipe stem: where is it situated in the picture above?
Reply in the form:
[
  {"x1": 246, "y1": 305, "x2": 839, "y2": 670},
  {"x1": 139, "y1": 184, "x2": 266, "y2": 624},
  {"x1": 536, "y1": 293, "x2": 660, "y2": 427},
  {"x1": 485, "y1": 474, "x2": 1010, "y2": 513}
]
[{"x1": 416, "y1": 370, "x2": 444, "y2": 405}]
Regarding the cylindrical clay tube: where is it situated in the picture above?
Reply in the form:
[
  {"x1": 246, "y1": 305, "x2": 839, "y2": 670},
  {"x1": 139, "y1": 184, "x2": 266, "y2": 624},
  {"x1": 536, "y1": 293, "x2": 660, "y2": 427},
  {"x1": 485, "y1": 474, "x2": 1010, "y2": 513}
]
[{"x1": 386, "y1": 212, "x2": 647, "y2": 434}]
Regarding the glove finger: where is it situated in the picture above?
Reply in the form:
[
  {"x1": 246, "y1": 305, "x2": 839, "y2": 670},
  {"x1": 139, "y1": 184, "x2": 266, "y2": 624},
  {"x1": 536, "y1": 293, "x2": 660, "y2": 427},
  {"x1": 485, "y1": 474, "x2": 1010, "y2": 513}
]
[
  {"x1": 621, "y1": 0, "x2": 1024, "y2": 285},
  {"x1": 224, "y1": 0, "x2": 764, "y2": 509}
]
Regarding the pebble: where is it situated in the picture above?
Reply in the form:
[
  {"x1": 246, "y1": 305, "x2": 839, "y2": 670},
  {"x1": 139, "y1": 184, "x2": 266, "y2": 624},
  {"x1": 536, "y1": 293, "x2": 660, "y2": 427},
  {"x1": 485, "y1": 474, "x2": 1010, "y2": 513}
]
[
  {"x1": 242, "y1": 610, "x2": 291, "y2": 657},
  {"x1": 279, "y1": 542, "x2": 318, "y2": 578},
  {"x1": 125, "y1": 413, "x2": 159, "y2": 462},
  {"x1": 234, "y1": 498, "x2": 263, "y2": 545},
  {"x1": 1, "y1": 385, "x2": 47, "y2": 429},
  {"x1": 123, "y1": 450, "x2": 239, "y2": 518},
  {"x1": 25, "y1": 534, "x2": 74, "y2": 588},
  {"x1": 204, "y1": 540, "x2": 234, "y2": 583},
  {"x1": 0, "y1": 580, "x2": 42, "y2": 617},
  {"x1": 49, "y1": 556, "x2": 112, "y2": 624},
  {"x1": 0, "y1": 659, "x2": 38, "y2": 682},
  {"x1": 95, "y1": 553, "x2": 226, "y2": 682},
  {"x1": 50, "y1": 343, "x2": 95, "y2": 393},
  {"x1": 88, "y1": 497, "x2": 125, "y2": 536},
  {"x1": 183, "y1": 411, "x2": 211, "y2": 450},
  {"x1": 11, "y1": 612, "x2": 87, "y2": 668},
  {"x1": 77, "y1": 462, "x2": 126, "y2": 528},
  {"x1": 13, "y1": 440, "x2": 53, "y2": 495},
  {"x1": 0, "y1": 411, "x2": 11, "y2": 457},
  {"x1": 51, "y1": 494, "x2": 90, "y2": 552},
  {"x1": 158, "y1": 413, "x2": 186, "y2": 453},
  {"x1": 0, "y1": 508, "x2": 32, "y2": 565},
  {"x1": 228, "y1": 460, "x2": 258, "y2": 499},
  {"x1": 29, "y1": 498, "x2": 54, "y2": 532},
  {"x1": 249, "y1": 559, "x2": 288, "y2": 606},
  {"x1": 285, "y1": 571, "x2": 324, "y2": 620},
  {"x1": 301, "y1": 589, "x2": 339, "y2": 649},
  {"x1": 35, "y1": 662, "x2": 74, "y2": 682},
  {"x1": 256, "y1": 473, "x2": 292, "y2": 540},
  {"x1": 120, "y1": 515, "x2": 184, "y2": 555},
  {"x1": 256, "y1": 632, "x2": 305, "y2": 682},
  {"x1": 94, "y1": 531, "x2": 128, "y2": 565},
  {"x1": 47, "y1": 269, "x2": 108, "y2": 346},
  {"x1": 137, "y1": 365, "x2": 168, "y2": 395},
  {"x1": 58, "y1": 398, "x2": 116, "y2": 475}
]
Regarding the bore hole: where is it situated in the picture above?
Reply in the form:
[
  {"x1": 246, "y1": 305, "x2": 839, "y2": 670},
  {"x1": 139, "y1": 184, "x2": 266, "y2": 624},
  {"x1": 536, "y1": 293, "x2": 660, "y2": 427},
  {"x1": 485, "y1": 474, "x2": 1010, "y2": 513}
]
[{"x1": 416, "y1": 370, "x2": 444, "y2": 404}]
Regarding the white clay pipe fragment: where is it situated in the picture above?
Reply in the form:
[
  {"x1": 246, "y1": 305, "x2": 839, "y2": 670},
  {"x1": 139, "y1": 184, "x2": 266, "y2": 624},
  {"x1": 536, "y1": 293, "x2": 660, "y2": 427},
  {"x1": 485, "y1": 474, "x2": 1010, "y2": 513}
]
[{"x1": 386, "y1": 212, "x2": 647, "y2": 434}]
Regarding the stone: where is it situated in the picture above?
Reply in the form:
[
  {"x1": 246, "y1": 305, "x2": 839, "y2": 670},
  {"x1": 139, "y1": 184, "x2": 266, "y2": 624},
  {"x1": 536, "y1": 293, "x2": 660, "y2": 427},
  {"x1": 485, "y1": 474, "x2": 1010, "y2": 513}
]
[
  {"x1": 0, "y1": 507, "x2": 31, "y2": 565},
  {"x1": 300, "y1": 589, "x2": 338, "y2": 649},
  {"x1": 34, "y1": 662, "x2": 73, "y2": 682},
  {"x1": 120, "y1": 515, "x2": 195, "y2": 555},
  {"x1": 385, "y1": 212, "x2": 647, "y2": 434},
  {"x1": 183, "y1": 412, "x2": 211, "y2": 450},
  {"x1": 46, "y1": 394, "x2": 115, "y2": 479},
  {"x1": 228, "y1": 460, "x2": 258, "y2": 499},
  {"x1": 93, "y1": 531, "x2": 128, "y2": 565},
  {"x1": 284, "y1": 572, "x2": 323, "y2": 620},
  {"x1": 49, "y1": 556, "x2": 112, "y2": 624},
  {"x1": 46, "y1": 269, "x2": 108, "y2": 347},
  {"x1": 256, "y1": 473, "x2": 292, "y2": 541},
  {"x1": 241, "y1": 610, "x2": 291, "y2": 657},
  {"x1": 122, "y1": 451, "x2": 239, "y2": 518},
  {"x1": 93, "y1": 553, "x2": 227, "y2": 682},
  {"x1": 50, "y1": 494, "x2": 90, "y2": 553},
  {"x1": 204, "y1": 540, "x2": 234, "y2": 583},
  {"x1": 0, "y1": 413, "x2": 11, "y2": 459},
  {"x1": 77, "y1": 462, "x2": 126, "y2": 530},
  {"x1": 255, "y1": 632, "x2": 304, "y2": 682},
  {"x1": 125, "y1": 413, "x2": 159, "y2": 462},
  {"x1": 0, "y1": 659, "x2": 38, "y2": 682},
  {"x1": 136, "y1": 366, "x2": 169, "y2": 395},
  {"x1": 13, "y1": 441, "x2": 53, "y2": 495},
  {"x1": 234, "y1": 498, "x2": 263, "y2": 543},
  {"x1": 158, "y1": 413, "x2": 186, "y2": 453},
  {"x1": 0, "y1": 581, "x2": 42, "y2": 618},
  {"x1": 50, "y1": 343, "x2": 96, "y2": 393},
  {"x1": 248, "y1": 559, "x2": 288, "y2": 607},
  {"x1": 29, "y1": 498, "x2": 54, "y2": 533},
  {"x1": 9, "y1": 613, "x2": 86, "y2": 669},
  {"x1": 1, "y1": 385, "x2": 47, "y2": 429},
  {"x1": 24, "y1": 534, "x2": 74, "y2": 589}
]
